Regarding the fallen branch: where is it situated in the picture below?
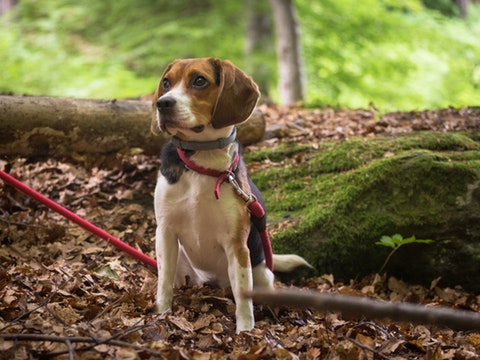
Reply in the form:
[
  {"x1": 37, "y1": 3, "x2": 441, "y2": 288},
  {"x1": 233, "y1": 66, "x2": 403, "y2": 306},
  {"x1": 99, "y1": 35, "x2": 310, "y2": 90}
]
[
  {"x1": 0, "y1": 95, "x2": 265, "y2": 159},
  {"x1": 245, "y1": 288, "x2": 480, "y2": 330}
]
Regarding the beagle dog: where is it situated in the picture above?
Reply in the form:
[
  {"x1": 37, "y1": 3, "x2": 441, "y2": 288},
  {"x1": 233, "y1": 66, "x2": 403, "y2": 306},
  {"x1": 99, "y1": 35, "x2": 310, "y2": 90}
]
[{"x1": 151, "y1": 57, "x2": 310, "y2": 333}]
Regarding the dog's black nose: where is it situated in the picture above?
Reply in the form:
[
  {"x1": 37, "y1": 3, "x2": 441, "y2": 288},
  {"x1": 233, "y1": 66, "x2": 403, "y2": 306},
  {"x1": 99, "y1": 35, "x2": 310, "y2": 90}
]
[{"x1": 157, "y1": 96, "x2": 176, "y2": 111}]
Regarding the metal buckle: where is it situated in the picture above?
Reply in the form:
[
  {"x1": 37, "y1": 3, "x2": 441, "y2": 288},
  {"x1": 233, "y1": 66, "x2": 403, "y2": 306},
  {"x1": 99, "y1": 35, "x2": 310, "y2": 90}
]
[{"x1": 227, "y1": 174, "x2": 253, "y2": 203}]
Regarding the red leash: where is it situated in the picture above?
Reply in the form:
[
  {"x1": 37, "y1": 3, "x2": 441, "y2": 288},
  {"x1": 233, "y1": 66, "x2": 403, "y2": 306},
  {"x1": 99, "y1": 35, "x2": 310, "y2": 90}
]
[{"x1": 0, "y1": 169, "x2": 157, "y2": 269}]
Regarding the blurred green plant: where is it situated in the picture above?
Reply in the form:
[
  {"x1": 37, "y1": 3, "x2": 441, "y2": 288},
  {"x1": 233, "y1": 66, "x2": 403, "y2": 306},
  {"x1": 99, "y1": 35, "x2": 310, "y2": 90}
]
[
  {"x1": 298, "y1": 0, "x2": 480, "y2": 111},
  {"x1": 0, "y1": 13, "x2": 153, "y2": 98},
  {"x1": 376, "y1": 234, "x2": 434, "y2": 273},
  {"x1": 421, "y1": 0, "x2": 461, "y2": 16},
  {"x1": 0, "y1": 0, "x2": 246, "y2": 98},
  {"x1": 0, "y1": 0, "x2": 479, "y2": 110}
]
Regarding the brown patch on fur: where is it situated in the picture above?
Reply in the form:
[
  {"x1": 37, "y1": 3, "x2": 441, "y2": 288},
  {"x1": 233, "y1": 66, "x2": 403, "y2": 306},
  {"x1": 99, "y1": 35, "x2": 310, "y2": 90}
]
[
  {"x1": 233, "y1": 209, "x2": 251, "y2": 269},
  {"x1": 151, "y1": 62, "x2": 173, "y2": 135},
  {"x1": 151, "y1": 58, "x2": 260, "y2": 135},
  {"x1": 151, "y1": 59, "x2": 221, "y2": 134},
  {"x1": 235, "y1": 159, "x2": 252, "y2": 195},
  {"x1": 210, "y1": 59, "x2": 260, "y2": 129},
  {"x1": 231, "y1": 164, "x2": 253, "y2": 269}
]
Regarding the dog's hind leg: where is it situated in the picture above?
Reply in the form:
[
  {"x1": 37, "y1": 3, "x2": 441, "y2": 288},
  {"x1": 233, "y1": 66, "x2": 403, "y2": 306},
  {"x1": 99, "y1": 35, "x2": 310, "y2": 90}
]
[{"x1": 252, "y1": 263, "x2": 274, "y2": 288}]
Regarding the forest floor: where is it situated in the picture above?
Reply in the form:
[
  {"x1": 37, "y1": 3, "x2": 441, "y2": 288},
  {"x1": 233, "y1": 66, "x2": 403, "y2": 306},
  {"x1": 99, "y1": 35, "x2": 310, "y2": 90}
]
[{"x1": 1, "y1": 105, "x2": 480, "y2": 359}]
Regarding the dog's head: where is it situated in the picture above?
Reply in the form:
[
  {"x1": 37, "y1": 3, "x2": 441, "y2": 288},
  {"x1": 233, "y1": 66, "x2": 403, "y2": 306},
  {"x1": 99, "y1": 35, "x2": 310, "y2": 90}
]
[{"x1": 151, "y1": 57, "x2": 260, "y2": 140}]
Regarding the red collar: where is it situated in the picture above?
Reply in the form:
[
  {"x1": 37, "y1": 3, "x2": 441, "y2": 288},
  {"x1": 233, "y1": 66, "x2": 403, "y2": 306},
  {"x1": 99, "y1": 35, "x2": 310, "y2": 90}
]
[{"x1": 176, "y1": 148, "x2": 240, "y2": 199}]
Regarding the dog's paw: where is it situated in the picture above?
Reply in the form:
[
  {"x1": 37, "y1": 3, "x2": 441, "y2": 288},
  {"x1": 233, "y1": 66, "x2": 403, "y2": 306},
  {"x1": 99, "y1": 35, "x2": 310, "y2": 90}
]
[
  {"x1": 235, "y1": 304, "x2": 255, "y2": 333},
  {"x1": 235, "y1": 319, "x2": 254, "y2": 334},
  {"x1": 154, "y1": 302, "x2": 172, "y2": 315}
]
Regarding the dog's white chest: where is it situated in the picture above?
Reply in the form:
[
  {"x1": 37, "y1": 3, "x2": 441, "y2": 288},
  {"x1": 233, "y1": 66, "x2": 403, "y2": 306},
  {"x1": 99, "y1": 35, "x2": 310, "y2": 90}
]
[{"x1": 154, "y1": 170, "x2": 245, "y2": 281}]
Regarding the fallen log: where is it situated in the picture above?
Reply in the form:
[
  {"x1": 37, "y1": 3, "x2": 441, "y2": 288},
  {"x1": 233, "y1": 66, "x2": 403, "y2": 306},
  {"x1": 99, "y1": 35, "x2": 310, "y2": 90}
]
[{"x1": 0, "y1": 95, "x2": 265, "y2": 159}]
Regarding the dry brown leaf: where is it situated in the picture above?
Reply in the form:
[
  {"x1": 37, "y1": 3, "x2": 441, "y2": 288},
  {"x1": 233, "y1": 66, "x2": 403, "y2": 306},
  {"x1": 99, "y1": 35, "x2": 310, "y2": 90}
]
[
  {"x1": 2, "y1": 105, "x2": 480, "y2": 359},
  {"x1": 168, "y1": 315, "x2": 194, "y2": 332}
]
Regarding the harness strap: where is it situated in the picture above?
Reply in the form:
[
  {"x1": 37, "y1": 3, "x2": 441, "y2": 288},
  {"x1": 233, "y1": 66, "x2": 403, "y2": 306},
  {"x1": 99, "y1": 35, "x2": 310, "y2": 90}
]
[{"x1": 175, "y1": 147, "x2": 274, "y2": 271}]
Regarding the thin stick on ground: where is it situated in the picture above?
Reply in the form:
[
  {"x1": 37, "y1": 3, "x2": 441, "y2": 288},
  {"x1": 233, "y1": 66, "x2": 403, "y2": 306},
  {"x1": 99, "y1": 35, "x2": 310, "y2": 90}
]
[
  {"x1": 245, "y1": 288, "x2": 480, "y2": 331},
  {"x1": 0, "y1": 333, "x2": 164, "y2": 357}
]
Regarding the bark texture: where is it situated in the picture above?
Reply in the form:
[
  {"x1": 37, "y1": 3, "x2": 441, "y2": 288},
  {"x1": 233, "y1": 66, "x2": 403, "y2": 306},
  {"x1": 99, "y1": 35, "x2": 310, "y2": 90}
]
[
  {"x1": 269, "y1": 0, "x2": 305, "y2": 104},
  {"x1": 0, "y1": 96, "x2": 265, "y2": 159}
]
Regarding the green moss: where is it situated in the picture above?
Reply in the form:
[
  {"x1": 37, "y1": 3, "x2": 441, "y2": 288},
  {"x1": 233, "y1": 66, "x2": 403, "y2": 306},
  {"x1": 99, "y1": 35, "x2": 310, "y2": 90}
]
[
  {"x1": 248, "y1": 132, "x2": 480, "y2": 289},
  {"x1": 252, "y1": 132, "x2": 480, "y2": 215},
  {"x1": 244, "y1": 142, "x2": 312, "y2": 163}
]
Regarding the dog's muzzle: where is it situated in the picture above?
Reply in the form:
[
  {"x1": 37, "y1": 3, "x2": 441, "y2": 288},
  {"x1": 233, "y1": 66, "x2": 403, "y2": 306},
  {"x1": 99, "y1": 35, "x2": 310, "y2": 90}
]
[
  {"x1": 156, "y1": 96, "x2": 176, "y2": 132},
  {"x1": 156, "y1": 96, "x2": 176, "y2": 113},
  {"x1": 156, "y1": 96, "x2": 205, "y2": 133}
]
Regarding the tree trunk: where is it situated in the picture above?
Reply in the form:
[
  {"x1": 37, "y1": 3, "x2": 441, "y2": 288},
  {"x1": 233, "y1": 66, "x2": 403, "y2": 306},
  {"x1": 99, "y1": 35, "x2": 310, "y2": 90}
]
[
  {"x1": 0, "y1": 0, "x2": 16, "y2": 15},
  {"x1": 244, "y1": 0, "x2": 274, "y2": 96},
  {"x1": 456, "y1": 0, "x2": 468, "y2": 18},
  {"x1": 0, "y1": 96, "x2": 265, "y2": 159},
  {"x1": 269, "y1": 0, "x2": 305, "y2": 105}
]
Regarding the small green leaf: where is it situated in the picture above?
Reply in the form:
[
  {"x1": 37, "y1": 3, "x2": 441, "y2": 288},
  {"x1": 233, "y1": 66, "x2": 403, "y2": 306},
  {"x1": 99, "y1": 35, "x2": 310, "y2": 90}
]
[
  {"x1": 391, "y1": 233, "x2": 404, "y2": 244},
  {"x1": 413, "y1": 239, "x2": 434, "y2": 244},
  {"x1": 375, "y1": 234, "x2": 434, "y2": 274},
  {"x1": 397, "y1": 235, "x2": 434, "y2": 246},
  {"x1": 375, "y1": 235, "x2": 395, "y2": 248}
]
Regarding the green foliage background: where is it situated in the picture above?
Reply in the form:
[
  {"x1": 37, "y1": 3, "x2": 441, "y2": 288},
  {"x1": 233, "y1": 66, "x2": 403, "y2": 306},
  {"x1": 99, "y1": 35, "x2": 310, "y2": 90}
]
[{"x1": 1, "y1": 0, "x2": 479, "y2": 111}]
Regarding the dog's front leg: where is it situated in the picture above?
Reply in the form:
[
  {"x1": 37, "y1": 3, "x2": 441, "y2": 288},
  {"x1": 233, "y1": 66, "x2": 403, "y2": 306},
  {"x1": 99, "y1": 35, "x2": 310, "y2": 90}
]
[
  {"x1": 227, "y1": 246, "x2": 254, "y2": 333},
  {"x1": 155, "y1": 227, "x2": 178, "y2": 314}
]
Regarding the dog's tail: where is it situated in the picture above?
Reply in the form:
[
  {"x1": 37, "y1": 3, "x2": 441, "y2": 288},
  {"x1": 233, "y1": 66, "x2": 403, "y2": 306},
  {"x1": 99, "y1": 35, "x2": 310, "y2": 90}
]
[{"x1": 272, "y1": 254, "x2": 313, "y2": 273}]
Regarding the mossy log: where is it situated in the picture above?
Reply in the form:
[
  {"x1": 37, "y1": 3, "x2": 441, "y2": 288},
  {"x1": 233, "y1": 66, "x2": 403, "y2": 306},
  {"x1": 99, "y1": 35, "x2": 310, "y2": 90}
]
[
  {"x1": 246, "y1": 132, "x2": 480, "y2": 291},
  {"x1": 0, "y1": 95, "x2": 265, "y2": 159}
]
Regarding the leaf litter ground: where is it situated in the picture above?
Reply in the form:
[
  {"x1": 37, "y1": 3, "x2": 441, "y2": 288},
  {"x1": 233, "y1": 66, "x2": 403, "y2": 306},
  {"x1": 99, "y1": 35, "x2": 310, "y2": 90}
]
[{"x1": 1, "y1": 105, "x2": 480, "y2": 359}]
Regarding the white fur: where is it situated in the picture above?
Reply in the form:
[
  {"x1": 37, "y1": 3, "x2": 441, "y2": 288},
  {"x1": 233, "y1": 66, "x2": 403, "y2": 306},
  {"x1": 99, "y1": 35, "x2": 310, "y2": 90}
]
[
  {"x1": 153, "y1": 65, "x2": 309, "y2": 333},
  {"x1": 156, "y1": 82, "x2": 234, "y2": 142},
  {"x1": 272, "y1": 254, "x2": 314, "y2": 272},
  {"x1": 154, "y1": 150, "x2": 274, "y2": 332},
  {"x1": 158, "y1": 81, "x2": 196, "y2": 133}
]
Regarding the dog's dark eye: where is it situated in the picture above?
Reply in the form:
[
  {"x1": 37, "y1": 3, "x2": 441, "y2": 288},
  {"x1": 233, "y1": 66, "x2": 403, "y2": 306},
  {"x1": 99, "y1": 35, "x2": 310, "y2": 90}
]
[
  {"x1": 192, "y1": 76, "x2": 208, "y2": 89},
  {"x1": 162, "y1": 78, "x2": 171, "y2": 91}
]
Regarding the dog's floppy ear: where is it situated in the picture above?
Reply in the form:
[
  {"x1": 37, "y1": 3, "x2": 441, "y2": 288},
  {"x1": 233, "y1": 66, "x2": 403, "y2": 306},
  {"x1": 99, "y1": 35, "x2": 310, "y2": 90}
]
[
  {"x1": 151, "y1": 62, "x2": 175, "y2": 135},
  {"x1": 210, "y1": 58, "x2": 260, "y2": 129}
]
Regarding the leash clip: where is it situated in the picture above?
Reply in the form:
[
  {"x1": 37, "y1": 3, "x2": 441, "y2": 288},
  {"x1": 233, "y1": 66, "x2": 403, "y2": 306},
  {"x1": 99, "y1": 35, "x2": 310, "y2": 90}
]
[{"x1": 227, "y1": 173, "x2": 253, "y2": 203}]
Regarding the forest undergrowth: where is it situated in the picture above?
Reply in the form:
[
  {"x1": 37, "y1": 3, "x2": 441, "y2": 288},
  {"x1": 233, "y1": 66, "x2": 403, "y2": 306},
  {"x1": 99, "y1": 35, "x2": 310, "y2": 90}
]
[{"x1": 1, "y1": 105, "x2": 480, "y2": 359}]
